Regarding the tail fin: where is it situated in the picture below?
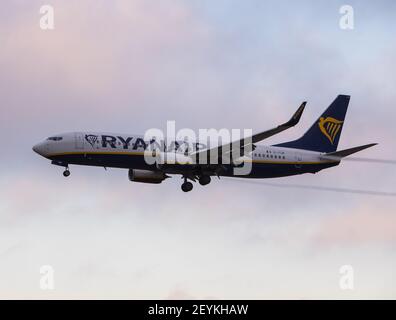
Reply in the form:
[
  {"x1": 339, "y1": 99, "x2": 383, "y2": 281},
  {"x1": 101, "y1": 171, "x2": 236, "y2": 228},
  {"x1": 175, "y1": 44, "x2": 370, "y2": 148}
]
[{"x1": 275, "y1": 95, "x2": 350, "y2": 153}]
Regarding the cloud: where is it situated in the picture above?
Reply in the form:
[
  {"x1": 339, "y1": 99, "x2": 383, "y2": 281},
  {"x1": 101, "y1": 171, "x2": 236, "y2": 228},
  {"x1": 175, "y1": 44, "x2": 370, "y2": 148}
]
[
  {"x1": 1, "y1": 0, "x2": 396, "y2": 299},
  {"x1": 314, "y1": 204, "x2": 396, "y2": 246},
  {"x1": 166, "y1": 287, "x2": 196, "y2": 300},
  {"x1": 0, "y1": 0, "x2": 217, "y2": 141}
]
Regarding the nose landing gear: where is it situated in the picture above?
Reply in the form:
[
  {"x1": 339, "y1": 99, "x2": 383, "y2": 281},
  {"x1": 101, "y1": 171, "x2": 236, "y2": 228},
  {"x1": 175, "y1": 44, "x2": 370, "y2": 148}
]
[
  {"x1": 51, "y1": 160, "x2": 71, "y2": 177},
  {"x1": 63, "y1": 168, "x2": 70, "y2": 177}
]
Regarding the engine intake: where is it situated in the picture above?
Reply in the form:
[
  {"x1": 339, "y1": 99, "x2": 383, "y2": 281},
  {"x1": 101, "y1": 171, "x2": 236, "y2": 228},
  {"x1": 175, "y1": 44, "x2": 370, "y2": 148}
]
[{"x1": 128, "y1": 169, "x2": 169, "y2": 184}]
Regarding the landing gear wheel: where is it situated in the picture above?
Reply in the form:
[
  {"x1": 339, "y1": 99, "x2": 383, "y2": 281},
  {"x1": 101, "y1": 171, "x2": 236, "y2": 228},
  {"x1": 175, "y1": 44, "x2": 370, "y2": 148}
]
[
  {"x1": 199, "y1": 175, "x2": 211, "y2": 186},
  {"x1": 63, "y1": 169, "x2": 70, "y2": 177},
  {"x1": 181, "y1": 181, "x2": 193, "y2": 192}
]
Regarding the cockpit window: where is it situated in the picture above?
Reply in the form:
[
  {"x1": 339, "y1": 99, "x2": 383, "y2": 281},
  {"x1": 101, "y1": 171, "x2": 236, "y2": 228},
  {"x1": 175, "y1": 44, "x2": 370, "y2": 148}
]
[{"x1": 47, "y1": 136, "x2": 63, "y2": 141}]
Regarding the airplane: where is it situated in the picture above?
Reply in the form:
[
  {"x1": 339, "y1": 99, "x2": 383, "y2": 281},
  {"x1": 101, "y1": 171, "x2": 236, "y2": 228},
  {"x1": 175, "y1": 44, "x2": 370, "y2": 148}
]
[{"x1": 33, "y1": 95, "x2": 376, "y2": 192}]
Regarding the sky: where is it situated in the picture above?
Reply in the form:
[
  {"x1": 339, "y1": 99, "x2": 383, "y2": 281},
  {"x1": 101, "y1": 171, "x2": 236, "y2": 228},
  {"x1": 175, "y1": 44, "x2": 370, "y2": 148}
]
[{"x1": 0, "y1": 0, "x2": 395, "y2": 299}]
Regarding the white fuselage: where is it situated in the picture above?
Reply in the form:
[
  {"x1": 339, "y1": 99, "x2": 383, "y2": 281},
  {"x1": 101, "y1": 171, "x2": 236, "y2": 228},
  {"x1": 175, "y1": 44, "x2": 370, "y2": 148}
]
[{"x1": 33, "y1": 132, "x2": 337, "y2": 179}]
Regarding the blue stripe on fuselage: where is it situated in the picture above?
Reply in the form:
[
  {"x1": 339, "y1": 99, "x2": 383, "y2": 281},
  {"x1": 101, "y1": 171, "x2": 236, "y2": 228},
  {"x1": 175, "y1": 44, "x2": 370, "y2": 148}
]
[{"x1": 48, "y1": 153, "x2": 338, "y2": 178}]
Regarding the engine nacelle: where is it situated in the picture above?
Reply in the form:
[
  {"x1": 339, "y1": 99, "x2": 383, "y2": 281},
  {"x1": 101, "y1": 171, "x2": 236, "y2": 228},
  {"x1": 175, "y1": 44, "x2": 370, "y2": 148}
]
[{"x1": 128, "y1": 169, "x2": 169, "y2": 184}]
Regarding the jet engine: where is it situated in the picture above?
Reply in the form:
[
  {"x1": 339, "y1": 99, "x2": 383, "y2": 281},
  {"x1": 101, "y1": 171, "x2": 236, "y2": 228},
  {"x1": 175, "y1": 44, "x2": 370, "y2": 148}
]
[{"x1": 128, "y1": 169, "x2": 169, "y2": 184}]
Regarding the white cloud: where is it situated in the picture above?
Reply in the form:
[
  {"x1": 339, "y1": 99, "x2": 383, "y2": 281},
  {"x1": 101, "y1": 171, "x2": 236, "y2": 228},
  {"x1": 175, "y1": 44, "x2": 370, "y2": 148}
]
[{"x1": 0, "y1": 0, "x2": 395, "y2": 298}]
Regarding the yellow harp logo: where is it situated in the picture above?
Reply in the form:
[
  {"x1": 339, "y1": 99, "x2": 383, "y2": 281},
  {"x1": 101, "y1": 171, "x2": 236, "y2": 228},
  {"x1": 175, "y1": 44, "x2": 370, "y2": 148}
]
[{"x1": 318, "y1": 117, "x2": 343, "y2": 144}]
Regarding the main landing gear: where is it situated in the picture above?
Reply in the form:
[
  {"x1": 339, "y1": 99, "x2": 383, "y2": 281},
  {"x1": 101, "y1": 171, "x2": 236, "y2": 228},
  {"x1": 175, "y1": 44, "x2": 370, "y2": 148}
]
[
  {"x1": 181, "y1": 175, "x2": 212, "y2": 192},
  {"x1": 198, "y1": 175, "x2": 211, "y2": 186},
  {"x1": 181, "y1": 178, "x2": 193, "y2": 192}
]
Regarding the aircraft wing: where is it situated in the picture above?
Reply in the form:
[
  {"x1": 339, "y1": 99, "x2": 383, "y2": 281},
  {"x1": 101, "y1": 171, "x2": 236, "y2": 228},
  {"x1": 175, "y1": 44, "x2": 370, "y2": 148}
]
[{"x1": 191, "y1": 101, "x2": 306, "y2": 164}]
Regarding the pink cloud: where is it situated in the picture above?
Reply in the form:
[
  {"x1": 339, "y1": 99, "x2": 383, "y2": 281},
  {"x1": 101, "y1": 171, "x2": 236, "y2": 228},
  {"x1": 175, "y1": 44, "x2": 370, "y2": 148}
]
[
  {"x1": 0, "y1": 0, "x2": 212, "y2": 123},
  {"x1": 314, "y1": 203, "x2": 396, "y2": 246}
]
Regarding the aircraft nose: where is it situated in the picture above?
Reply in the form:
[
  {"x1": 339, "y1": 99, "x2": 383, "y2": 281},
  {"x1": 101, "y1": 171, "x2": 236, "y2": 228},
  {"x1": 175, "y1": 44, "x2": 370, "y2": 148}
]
[{"x1": 32, "y1": 142, "x2": 47, "y2": 156}]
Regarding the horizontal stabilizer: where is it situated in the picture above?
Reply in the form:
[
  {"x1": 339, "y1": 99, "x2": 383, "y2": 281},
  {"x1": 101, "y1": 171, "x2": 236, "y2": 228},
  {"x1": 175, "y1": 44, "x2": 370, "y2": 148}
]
[{"x1": 321, "y1": 143, "x2": 377, "y2": 161}]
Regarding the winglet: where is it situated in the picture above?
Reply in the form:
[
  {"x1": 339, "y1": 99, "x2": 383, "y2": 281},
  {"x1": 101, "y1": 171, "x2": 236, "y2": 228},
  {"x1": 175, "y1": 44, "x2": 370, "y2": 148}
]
[{"x1": 285, "y1": 101, "x2": 306, "y2": 127}]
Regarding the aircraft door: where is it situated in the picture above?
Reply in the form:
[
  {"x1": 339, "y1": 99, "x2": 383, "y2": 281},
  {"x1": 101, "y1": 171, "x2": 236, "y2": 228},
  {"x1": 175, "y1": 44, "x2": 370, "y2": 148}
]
[
  {"x1": 75, "y1": 132, "x2": 85, "y2": 149},
  {"x1": 295, "y1": 152, "x2": 302, "y2": 169}
]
